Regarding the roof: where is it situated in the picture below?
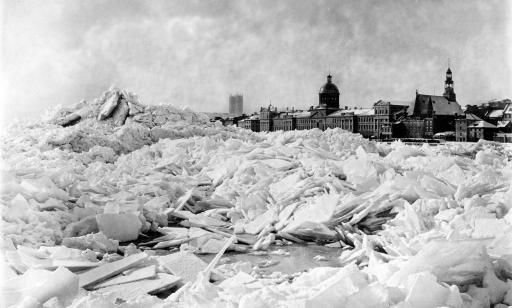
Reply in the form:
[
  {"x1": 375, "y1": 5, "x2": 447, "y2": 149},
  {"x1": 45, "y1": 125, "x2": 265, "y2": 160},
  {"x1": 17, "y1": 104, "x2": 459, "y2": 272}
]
[
  {"x1": 497, "y1": 121, "x2": 511, "y2": 128},
  {"x1": 326, "y1": 109, "x2": 357, "y2": 117},
  {"x1": 486, "y1": 109, "x2": 504, "y2": 118},
  {"x1": 374, "y1": 100, "x2": 411, "y2": 107},
  {"x1": 294, "y1": 111, "x2": 311, "y2": 118},
  {"x1": 352, "y1": 108, "x2": 375, "y2": 116},
  {"x1": 468, "y1": 120, "x2": 497, "y2": 129},
  {"x1": 374, "y1": 99, "x2": 415, "y2": 115},
  {"x1": 415, "y1": 94, "x2": 463, "y2": 116},
  {"x1": 504, "y1": 103, "x2": 512, "y2": 114},
  {"x1": 319, "y1": 75, "x2": 340, "y2": 94},
  {"x1": 465, "y1": 113, "x2": 483, "y2": 121}
]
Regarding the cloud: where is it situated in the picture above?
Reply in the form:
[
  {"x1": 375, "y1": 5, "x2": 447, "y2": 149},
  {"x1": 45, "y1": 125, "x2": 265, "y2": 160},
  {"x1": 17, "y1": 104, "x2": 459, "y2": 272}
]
[{"x1": 1, "y1": 0, "x2": 511, "y2": 122}]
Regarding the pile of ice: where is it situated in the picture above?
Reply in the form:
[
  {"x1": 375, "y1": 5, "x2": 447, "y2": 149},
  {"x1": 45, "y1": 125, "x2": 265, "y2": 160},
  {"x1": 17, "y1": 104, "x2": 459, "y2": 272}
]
[{"x1": 2, "y1": 88, "x2": 512, "y2": 307}]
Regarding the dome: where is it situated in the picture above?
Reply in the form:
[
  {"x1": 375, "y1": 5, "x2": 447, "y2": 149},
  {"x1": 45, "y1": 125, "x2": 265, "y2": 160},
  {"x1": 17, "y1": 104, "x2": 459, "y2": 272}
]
[{"x1": 319, "y1": 75, "x2": 340, "y2": 94}]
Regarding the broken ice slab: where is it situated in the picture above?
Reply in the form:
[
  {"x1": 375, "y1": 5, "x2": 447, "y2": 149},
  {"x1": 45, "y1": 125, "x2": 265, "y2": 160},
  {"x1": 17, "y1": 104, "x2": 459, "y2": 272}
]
[
  {"x1": 111, "y1": 100, "x2": 130, "y2": 126},
  {"x1": 56, "y1": 113, "x2": 81, "y2": 127},
  {"x1": 62, "y1": 232, "x2": 119, "y2": 253},
  {"x1": 91, "y1": 265, "x2": 157, "y2": 289},
  {"x1": 144, "y1": 195, "x2": 171, "y2": 212},
  {"x1": 172, "y1": 210, "x2": 230, "y2": 228},
  {"x1": 96, "y1": 213, "x2": 142, "y2": 242},
  {"x1": 472, "y1": 218, "x2": 511, "y2": 238},
  {"x1": 157, "y1": 251, "x2": 208, "y2": 284},
  {"x1": 152, "y1": 237, "x2": 192, "y2": 249},
  {"x1": 97, "y1": 90, "x2": 120, "y2": 120},
  {"x1": 94, "y1": 273, "x2": 181, "y2": 301},
  {"x1": 388, "y1": 239, "x2": 490, "y2": 286},
  {"x1": 3, "y1": 267, "x2": 79, "y2": 308},
  {"x1": 19, "y1": 177, "x2": 70, "y2": 202},
  {"x1": 79, "y1": 252, "x2": 148, "y2": 289},
  {"x1": 10, "y1": 245, "x2": 97, "y2": 270},
  {"x1": 244, "y1": 209, "x2": 277, "y2": 235},
  {"x1": 403, "y1": 272, "x2": 450, "y2": 308},
  {"x1": 285, "y1": 222, "x2": 338, "y2": 242},
  {"x1": 301, "y1": 264, "x2": 369, "y2": 307}
]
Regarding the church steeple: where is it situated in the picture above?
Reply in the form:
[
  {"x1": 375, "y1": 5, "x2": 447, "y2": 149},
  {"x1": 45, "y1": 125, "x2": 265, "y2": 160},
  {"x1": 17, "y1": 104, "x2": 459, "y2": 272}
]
[{"x1": 443, "y1": 63, "x2": 456, "y2": 102}]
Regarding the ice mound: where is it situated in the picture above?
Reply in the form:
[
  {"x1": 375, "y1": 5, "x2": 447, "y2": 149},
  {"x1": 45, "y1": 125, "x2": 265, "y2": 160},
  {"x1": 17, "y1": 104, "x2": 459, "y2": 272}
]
[
  {"x1": 2, "y1": 88, "x2": 512, "y2": 306},
  {"x1": 33, "y1": 87, "x2": 227, "y2": 155}
]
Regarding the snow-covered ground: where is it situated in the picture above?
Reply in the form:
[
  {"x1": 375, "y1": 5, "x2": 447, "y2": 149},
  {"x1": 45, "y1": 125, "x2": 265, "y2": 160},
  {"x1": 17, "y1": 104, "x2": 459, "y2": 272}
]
[{"x1": 1, "y1": 88, "x2": 512, "y2": 307}]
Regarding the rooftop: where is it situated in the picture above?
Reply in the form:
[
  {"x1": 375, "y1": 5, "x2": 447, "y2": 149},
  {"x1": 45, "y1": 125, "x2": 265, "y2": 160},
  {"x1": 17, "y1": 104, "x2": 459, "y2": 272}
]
[
  {"x1": 319, "y1": 75, "x2": 340, "y2": 94},
  {"x1": 468, "y1": 120, "x2": 497, "y2": 129},
  {"x1": 497, "y1": 121, "x2": 511, "y2": 128},
  {"x1": 486, "y1": 109, "x2": 504, "y2": 118},
  {"x1": 415, "y1": 94, "x2": 463, "y2": 115}
]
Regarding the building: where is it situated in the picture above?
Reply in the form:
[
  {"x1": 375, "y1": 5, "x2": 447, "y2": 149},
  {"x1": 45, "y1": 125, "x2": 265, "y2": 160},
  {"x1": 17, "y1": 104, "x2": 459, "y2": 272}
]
[
  {"x1": 223, "y1": 115, "x2": 247, "y2": 126},
  {"x1": 468, "y1": 120, "x2": 497, "y2": 141},
  {"x1": 403, "y1": 67, "x2": 463, "y2": 138},
  {"x1": 231, "y1": 66, "x2": 511, "y2": 143},
  {"x1": 325, "y1": 109, "x2": 356, "y2": 132},
  {"x1": 503, "y1": 102, "x2": 512, "y2": 121},
  {"x1": 455, "y1": 113, "x2": 483, "y2": 142},
  {"x1": 455, "y1": 99, "x2": 512, "y2": 142},
  {"x1": 402, "y1": 118, "x2": 428, "y2": 139},
  {"x1": 293, "y1": 74, "x2": 342, "y2": 131},
  {"x1": 259, "y1": 105, "x2": 278, "y2": 132},
  {"x1": 373, "y1": 100, "x2": 410, "y2": 139},
  {"x1": 238, "y1": 114, "x2": 260, "y2": 132},
  {"x1": 229, "y1": 94, "x2": 243, "y2": 116},
  {"x1": 354, "y1": 108, "x2": 375, "y2": 138}
]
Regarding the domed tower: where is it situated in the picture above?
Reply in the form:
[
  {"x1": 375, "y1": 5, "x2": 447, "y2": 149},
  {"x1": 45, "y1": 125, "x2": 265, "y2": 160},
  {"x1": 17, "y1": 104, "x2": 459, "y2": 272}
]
[
  {"x1": 443, "y1": 67, "x2": 456, "y2": 102},
  {"x1": 319, "y1": 74, "x2": 340, "y2": 109}
]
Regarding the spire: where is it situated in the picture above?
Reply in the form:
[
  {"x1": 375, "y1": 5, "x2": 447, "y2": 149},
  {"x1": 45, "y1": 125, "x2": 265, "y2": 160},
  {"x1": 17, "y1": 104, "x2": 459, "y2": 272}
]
[
  {"x1": 443, "y1": 62, "x2": 456, "y2": 102},
  {"x1": 446, "y1": 58, "x2": 452, "y2": 75},
  {"x1": 327, "y1": 74, "x2": 332, "y2": 83}
]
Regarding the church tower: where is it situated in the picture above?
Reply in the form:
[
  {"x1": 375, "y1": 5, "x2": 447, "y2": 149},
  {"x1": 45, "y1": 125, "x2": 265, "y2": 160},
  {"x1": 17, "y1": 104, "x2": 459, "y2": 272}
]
[{"x1": 443, "y1": 66, "x2": 456, "y2": 102}]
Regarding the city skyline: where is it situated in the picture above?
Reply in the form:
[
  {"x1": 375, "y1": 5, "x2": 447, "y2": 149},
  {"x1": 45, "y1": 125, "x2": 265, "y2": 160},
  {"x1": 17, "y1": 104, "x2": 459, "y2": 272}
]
[{"x1": 2, "y1": 0, "x2": 511, "y2": 122}]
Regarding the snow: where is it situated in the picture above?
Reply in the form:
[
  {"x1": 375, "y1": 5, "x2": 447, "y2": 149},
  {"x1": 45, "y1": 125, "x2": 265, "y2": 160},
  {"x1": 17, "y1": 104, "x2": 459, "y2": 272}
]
[{"x1": 2, "y1": 88, "x2": 512, "y2": 306}]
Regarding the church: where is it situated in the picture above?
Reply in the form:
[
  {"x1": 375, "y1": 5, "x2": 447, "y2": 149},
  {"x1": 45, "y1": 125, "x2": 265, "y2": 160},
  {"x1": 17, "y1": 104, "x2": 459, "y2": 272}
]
[{"x1": 399, "y1": 67, "x2": 463, "y2": 138}]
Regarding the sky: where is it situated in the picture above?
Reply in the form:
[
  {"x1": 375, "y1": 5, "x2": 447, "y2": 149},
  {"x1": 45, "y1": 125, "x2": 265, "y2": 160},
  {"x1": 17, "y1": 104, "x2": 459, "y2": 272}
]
[{"x1": 1, "y1": 0, "x2": 511, "y2": 122}]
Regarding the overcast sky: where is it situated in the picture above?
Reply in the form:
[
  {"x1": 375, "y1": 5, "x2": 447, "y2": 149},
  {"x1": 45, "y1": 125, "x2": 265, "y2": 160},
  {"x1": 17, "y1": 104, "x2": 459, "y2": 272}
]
[{"x1": 1, "y1": 0, "x2": 511, "y2": 121}]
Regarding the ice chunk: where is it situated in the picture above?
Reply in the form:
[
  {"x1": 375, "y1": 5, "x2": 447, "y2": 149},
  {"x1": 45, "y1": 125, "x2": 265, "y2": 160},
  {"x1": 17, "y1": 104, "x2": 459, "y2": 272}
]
[
  {"x1": 244, "y1": 209, "x2": 276, "y2": 235},
  {"x1": 388, "y1": 239, "x2": 489, "y2": 286},
  {"x1": 403, "y1": 272, "x2": 449, "y2": 308},
  {"x1": 62, "y1": 232, "x2": 119, "y2": 253},
  {"x1": 92, "y1": 265, "x2": 156, "y2": 289},
  {"x1": 482, "y1": 269, "x2": 509, "y2": 304},
  {"x1": 157, "y1": 251, "x2": 208, "y2": 284},
  {"x1": 96, "y1": 213, "x2": 142, "y2": 242},
  {"x1": 2, "y1": 267, "x2": 78, "y2": 307},
  {"x1": 472, "y1": 218, "x2": 511, "y2": 238},
  {"x1": 284, "y1": 193, "x2": 339, "y2": 232},
  {"x1": 111, "y1": 100, "x2": 129, "y2": 126},
  {"x1": 79, "y1": 252, "x2": 148, "y2": 289},
  {"x1": 302, "y1": 263, "x2": 369, "y2": 307},
  {"x1": 97, "y1": 89, "x2": 120, "y2": 120}
]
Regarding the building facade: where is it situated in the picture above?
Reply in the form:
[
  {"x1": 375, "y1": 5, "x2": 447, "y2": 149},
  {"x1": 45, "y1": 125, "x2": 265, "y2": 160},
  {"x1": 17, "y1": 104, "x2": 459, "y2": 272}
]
[
  {"x1": 373, "y1": 100, "x2": 410, "y2": 139},
  {"x1": 232, "y1": 68, "x2": 511, "y2": 143}
]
